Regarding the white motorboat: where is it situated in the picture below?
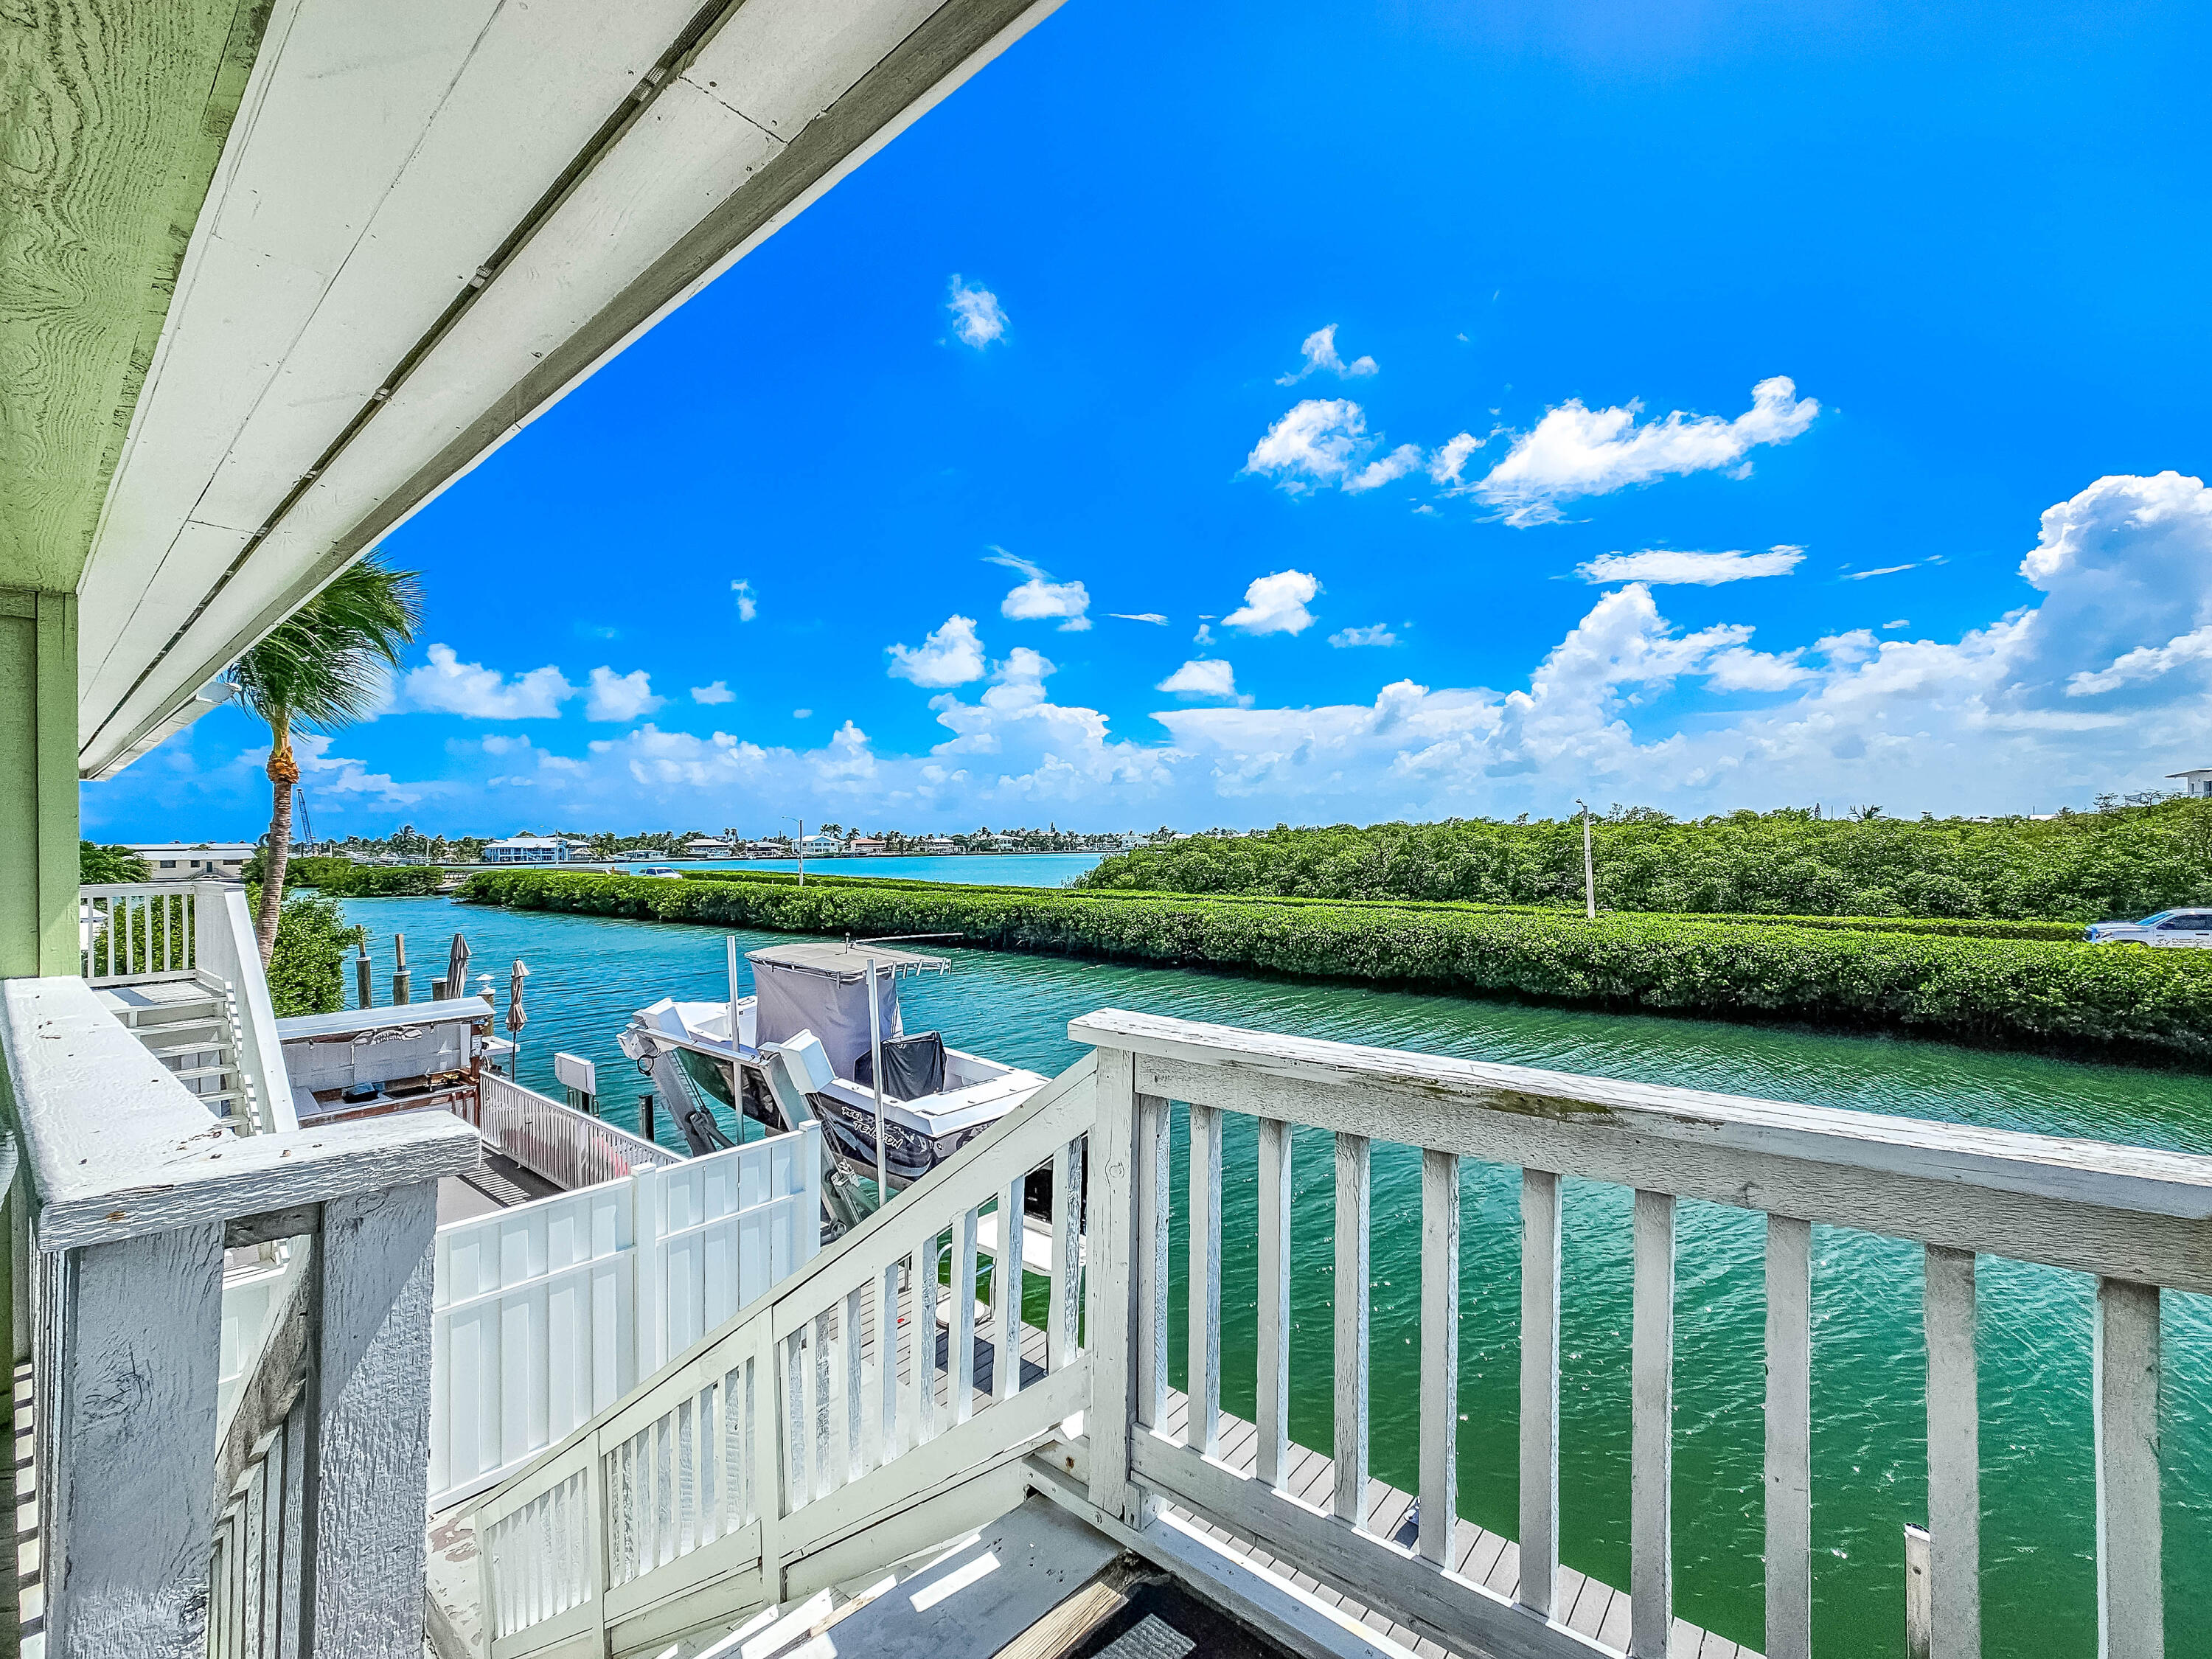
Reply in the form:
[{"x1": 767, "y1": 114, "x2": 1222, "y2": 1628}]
[{"x1": 616, "y1": 937, "x2": 1046, "y2": 1192}]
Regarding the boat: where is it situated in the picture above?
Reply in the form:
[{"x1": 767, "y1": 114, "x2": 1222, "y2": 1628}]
[{"x1": 616, "y1": 936, "x2": 1047, "y2": 1192}]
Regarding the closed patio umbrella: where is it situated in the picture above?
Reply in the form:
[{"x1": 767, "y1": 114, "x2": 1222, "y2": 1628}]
[
  {"x1": 448, "y1": 931, "x2": 472, "y2": 1003},
  {"x1": 507, "y1": 959, "x2": 529, "y2": 1043}
]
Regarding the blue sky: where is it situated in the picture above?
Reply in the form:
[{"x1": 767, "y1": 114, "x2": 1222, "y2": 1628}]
[{"x1": 89, "y1": 0, "x2": 2212, "y2": 841}]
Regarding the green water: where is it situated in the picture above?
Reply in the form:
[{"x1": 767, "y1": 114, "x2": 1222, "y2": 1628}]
[{"x1": 342, "y1": 895, "x2": 2212, "y2": 1656}]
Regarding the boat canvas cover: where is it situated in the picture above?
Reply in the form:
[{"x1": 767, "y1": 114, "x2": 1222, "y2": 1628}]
[{"x1": 748, "y1": 947, "x2": 922, "y2": 1079}]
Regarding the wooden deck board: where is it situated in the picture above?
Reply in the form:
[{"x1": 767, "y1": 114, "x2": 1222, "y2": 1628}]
[{"x1": 1137, "y1": 1384, "x2": 1761, "y2": 1659}]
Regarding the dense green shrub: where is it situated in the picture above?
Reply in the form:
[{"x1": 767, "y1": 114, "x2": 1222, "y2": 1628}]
[
  {"x1": 1075, "y1": 803, "x2": 2212, "y2": 923},
  {"x1": 265, "y1": 894, "x2": 349, "y2": 1017},
  {"x1": 462, "y1": 870, "x2": 2212, "y2": 1060},
  {"x1": 250, "y1": 853, "x2": 445, "y2": 897},
  {"x1": 671, "y1": 866, "x2": 2082, "y2": 942}
]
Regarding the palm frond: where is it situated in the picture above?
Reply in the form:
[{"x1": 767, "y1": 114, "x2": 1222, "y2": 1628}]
[{"x1": 237, "y1": 557, "x2": 425, "y2": 733}]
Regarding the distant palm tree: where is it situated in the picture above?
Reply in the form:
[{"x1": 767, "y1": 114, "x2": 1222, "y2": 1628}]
[{"x1": 235, "y1": 557, "x2": 422, "y2": 964}]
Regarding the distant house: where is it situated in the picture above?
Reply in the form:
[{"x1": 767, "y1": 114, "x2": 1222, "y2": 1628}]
[
  {"x1": 973, "y1": 832, "x2": 1017, "y2": 852},
  {"x1": 846, "y1": 838, "x2": 886, "y2": 855},
  {"x1": 685, "y1": 838, "x2": 734, "y2": 858},
  {"x1": 919, "y1": 836, "x2": 960, "y2": 855},
  {"x1": 742, "y1": 840, "x2": 787, "y2": 858},
  {"x1": 482, "y1": 834, "x2": 586, "y2": 865},
  {"x1": 125, "y1": 842, "x2": 256, "y2": 883},
  {"x1": 799, "y1": 833, "x2": 841, "y2": 856},
  {"x1": 2168, "y1": 768, "x2": 2212, "y2": 799}
]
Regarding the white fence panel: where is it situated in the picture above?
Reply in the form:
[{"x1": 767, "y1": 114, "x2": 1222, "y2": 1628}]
[{"x1": 432, "y1": 1127, "x2": 818, "y2": 1510}]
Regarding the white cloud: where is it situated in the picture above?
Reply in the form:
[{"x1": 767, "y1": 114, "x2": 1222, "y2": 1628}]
[
  {"x1": 984, "y1": 546, "x2": 1046, "y2": 580},
  {"x1": 1882, "y1": 619, "x2": 1910, "y2": 630},
  {"x1": 793, "y1": 708, "x2": 812, "y2": 720},
  {"x1": 1225, "y1": 570, "x2": 1320, "y2": 636},
  {"x1": 692, "y1": 681, "x2": 735, "y2": 704},
  {"x1": 947, "y1": 276, "x2": 1007, "y2": 348},
  {"x1": 1110, "y1": 612, "x2": 1169, "y2": 625},
  {"x1": 1702, "y1": 646, "x2": 1814, "y2": 692},
  {"x1": 1276, "y1": 324, "x2": 1377, "y2": 385},
  {"x1": 1473, "y1": 376, "x2": 1820, "y2": 526},
  {"x1": 398, "y1": 644, "x2": 574, "y2": 719},
  {"x1": 585, "y1": 666, "x2": 664, "y2": 723},
  {"x1": 1157, "y1": 659, "x2": 1250, "y2": 704},
  {"x1": 1001, "y1": 577, "x2": 1092, "y2": 631},
  {"x1": 731, "y1": 580, "x2": 758, "y2": 622},
  {"x1": 1345, "y1": 444, "x2": 1424, "y2": 495},
  {"x1": 1429, "y1": 432, "x2": 1484, "y2": 485},
  {"x1": 2068, "y1": 624, "x2": 2212, "y2": 695},
  {"x1": 1842, "y1": 563, "x2": 1919, "y2": 580},
  {"x1": 1245, "y1": 399, "x2": 1371, "y2": 491},
  {"x1": 887, "y1": 614, "x2": 987, "y2": 687},
  {"x1": 1329, "y1": 625, "x2": 1398, "y2": 648},
  {"x1": 1577, "y1": 546, "x2": 1806, "y2": 585},
  {"x1": 243, "y1": 732, "x2": 432, "y2": 806}
]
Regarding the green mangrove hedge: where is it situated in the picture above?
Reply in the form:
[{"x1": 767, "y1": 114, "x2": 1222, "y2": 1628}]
[
  {"x1": 669, "y1": 867, "x2": 2082, "y2": 942},
  {"x1": 462, "y1": 869, "x2": 2212, "y2": 1060}
]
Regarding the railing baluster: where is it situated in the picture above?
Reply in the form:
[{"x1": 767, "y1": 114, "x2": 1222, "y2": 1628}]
[
  {"x1": 880, "y1": 1259, "x2": 903, "y2": 1461},
  {"x1": 1419, "y1": 1148, "x2": 1459, "y2": 1566},
  {"x1": 995, "y1": 1177, "x2": 1025, "y2": 1402},
  {"x1": 784, "y1": 1330, "x2": 808, "y2": 1511},
  {"x1": 1135, "y1": 1093, "x2": 1170, "y2": 1428},
  {"x1": 1923, "y1": 1245, "x2": 1980, "y2": 1659},
  {"x1": 1630, "y1": 1189, "x2": 1675, "y2": 1659},
  {"x1": 1256, "y1": 1116, "x2": 1293, "y2": 1492},
  {"x1": 1187, "y1": 1102, "x2": 1223, "y2": 1455},
  {"x1": 1333, "y1": 1131, "x2": 1369, "y2": 1526},
  {"x1": 954, "y1": 1207, "x2": 979, "y2": 1421},
  {"x1": 1766, "y1": 1214, "x2": 1814, "y2": 1659},
  {"x1": 813, "y1": 1309, "x2": 838, "y2": 1498},
  {"x1": 2095, "y1": 1276, "x2": 2162, "y2": 1658},
  {"x1": 1518, "y1": 1167, "x2": 1562, "y2": 1619},
  {"x1": 915, "y1": 1230, "x2": 940, "y2": 1444},
  {"x1": 1049, "y1": 1137, "x2": 1085, "y2": 1371},
  {"x1": 845, "y1": 1286, "x2": 867, "y2": 1481}
]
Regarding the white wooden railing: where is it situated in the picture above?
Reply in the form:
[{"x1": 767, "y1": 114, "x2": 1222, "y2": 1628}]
[
  {"x1": 464, "y1": 1007, "x2": 2210, "y2": 1659},
  {"x1": 1074, "y1": 1009, "x2": 2201, "y2": 1659},
  {"x1": 481, "y1": 1070, "x2": 679, "y2": 1189},
  {"x1": 468, "y1": 1054, "x2": 1096, "y2": 1659},
  {"x1": 431, "y1": 1124, "x2": 823, "y2": 1508},
  {"x1": 2, "y1": 975, "x2": 481, "y2": 1659},
  {"x1": 78, "y1": 880, "x2": 197, "y2": 984}
]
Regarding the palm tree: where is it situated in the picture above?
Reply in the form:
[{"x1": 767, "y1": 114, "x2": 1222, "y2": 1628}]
[{"x1": 235, "y1": 557, "x2": 423, "y2": 964}]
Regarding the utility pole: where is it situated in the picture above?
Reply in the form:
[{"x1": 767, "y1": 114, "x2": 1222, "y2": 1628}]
[
  {"x1": 785, "y1": 815, "x2": 805, "y2": 886},
  {"x1": 1575, "y1": 799, "x2": 1596, "y2": 919}
]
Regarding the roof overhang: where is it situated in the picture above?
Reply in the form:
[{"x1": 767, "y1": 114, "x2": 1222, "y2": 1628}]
[{"x1": 74, "y1": 0, "x2": 1063, "y2": 779}]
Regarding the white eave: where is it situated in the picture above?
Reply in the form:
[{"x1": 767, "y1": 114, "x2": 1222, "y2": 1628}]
[{"x1": 75, "y1": 0, "x2": 1062, "y2": 778}]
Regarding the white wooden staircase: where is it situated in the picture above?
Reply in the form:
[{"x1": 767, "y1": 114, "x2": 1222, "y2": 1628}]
[{"x1": 98, "y1": 977, "x2": 261, "y2": 1131}]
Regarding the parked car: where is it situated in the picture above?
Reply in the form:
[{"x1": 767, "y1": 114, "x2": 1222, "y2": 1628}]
[
  {"x1": 632, "y1": 864, "x2": 684, "y2": 880},
  {"x1": 2083, "y1": 908, "x2": 2212, "y2": 947}
]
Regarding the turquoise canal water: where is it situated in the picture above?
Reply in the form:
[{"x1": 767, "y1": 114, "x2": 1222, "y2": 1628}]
[{"x1": 340, "y1": 894, "x2": 2212, "y2": 1657}]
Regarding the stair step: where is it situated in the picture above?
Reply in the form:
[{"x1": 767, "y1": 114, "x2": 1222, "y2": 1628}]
[
  {"x1": 169, "y1": 1063, "x2": 237, "y2": 1082},
  {"x1": 131, "y1": 1013, "x2": 226, "y2": 1034},
  {"x1": 147, "y1": 1037, "x2": 232, "y2": 1060}
]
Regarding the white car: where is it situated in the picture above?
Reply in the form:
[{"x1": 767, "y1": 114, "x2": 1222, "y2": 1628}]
[
  {"x1": 631, "y1": 863, "x2": 684, "y2": 880},
  {"x1": 2083, "y1": 908, "x2": 2212, "y2": 947}
]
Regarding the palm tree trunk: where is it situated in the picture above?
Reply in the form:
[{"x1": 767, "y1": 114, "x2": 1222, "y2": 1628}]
[{"x1": 254, "y1": 710, "x2": 299, "y2": 966}]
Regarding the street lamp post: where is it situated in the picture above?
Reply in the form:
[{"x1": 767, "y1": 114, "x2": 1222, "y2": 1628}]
[
  {"x1": 784, "y1": 815, "x2": 806, "y2": 886},
  {"x1": 1574, "y1": 798, "x2": 1596, "y2": 919}
]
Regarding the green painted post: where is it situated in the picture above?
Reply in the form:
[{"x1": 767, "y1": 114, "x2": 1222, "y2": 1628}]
[{"x1": 0, "y1": 588, "x2": 78, "y2": 980}]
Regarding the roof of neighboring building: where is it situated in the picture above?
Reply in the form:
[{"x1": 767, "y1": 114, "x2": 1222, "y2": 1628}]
[
  {"x1": 125, "y1": 842, "x2": 256, "y2": 855},
  {"x1": 2166, "y1": 768, "x2": 2212, "y2": 778},
  {"x1": 486, "y1": 834, "x2": 582, "y2": 848}
]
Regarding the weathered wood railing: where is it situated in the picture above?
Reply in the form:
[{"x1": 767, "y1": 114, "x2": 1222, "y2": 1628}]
[
  {"x1": 1, "y1": 975, "x2": 480, "y2": 1658},
  {"x1": 431, "y1": 1121, "x2": 822, "y2": 1508},
  {"x1": 1074, "y1": 1009, "x2": 2199, "y2": 1659},
  {"x1": 468, "y1": 1054, "x2": 1096, "y2": 1659},
  {"x1": 481, "y1": 1070, "x2": 679, "y2": 1189}
]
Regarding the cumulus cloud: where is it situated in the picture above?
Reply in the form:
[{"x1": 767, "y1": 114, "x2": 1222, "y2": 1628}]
[
  {"x1": 1245, "y1": 399, "x2": 1372, "y2": 492},
  {"x1": 585, "y1": 666, "x2": 664, "y2": 723},
  {"x1": 731, "y1": 580, "x2": 758, "y2": 622},
  {"x1": 1429, "y1": 432, "x2": 1484, "y2": 486},
  {"x1": 887, "y1": 615, "x2": 987, "y2": 687},
  {"x1": 1472, "y1": 376, "x2": 1819, "y2": 526},
  {"x1": 947, "y1": 276, "x2": 1006, "y2": 347},
  {"x1": 1345, "y1": 444, "x2": 1424, "y2": 495},
  {"x1": 1276, "y1": 324, "x2": 1377, "y2": 385},
  {"x1": 987, "y1": 551, "x2": 1092, "y2": 632},
  {"x1": 399, "y1": 644, "x2": 574, "y2": 719},
  {"x1": 1157, "y1": 659, "x2": 1250, "y2": 704},
  {"x1": 1225, "y1": 570, "x2": 1320, "y2": 636},
  {"x1": 1578, "y1": 546, "x2": 1806, "y2": 585},
  {"x1": 1329, "y1": 625, "x2": 1398, "y2": 648},
  {"x1": 1702, "y1": 646, "x2": 1815, "y2": 692},
  {"x1": 692, "y1": 681, "x2": 735, "y2": 704},
  {"x1": 241, "y1": 732, "x2": 432, "y2": 806}
]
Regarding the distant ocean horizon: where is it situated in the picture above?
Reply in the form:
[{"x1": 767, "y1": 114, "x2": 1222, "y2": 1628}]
[{"x1": 670, "y1": 852, "x2": 1103, "y2": 888}]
